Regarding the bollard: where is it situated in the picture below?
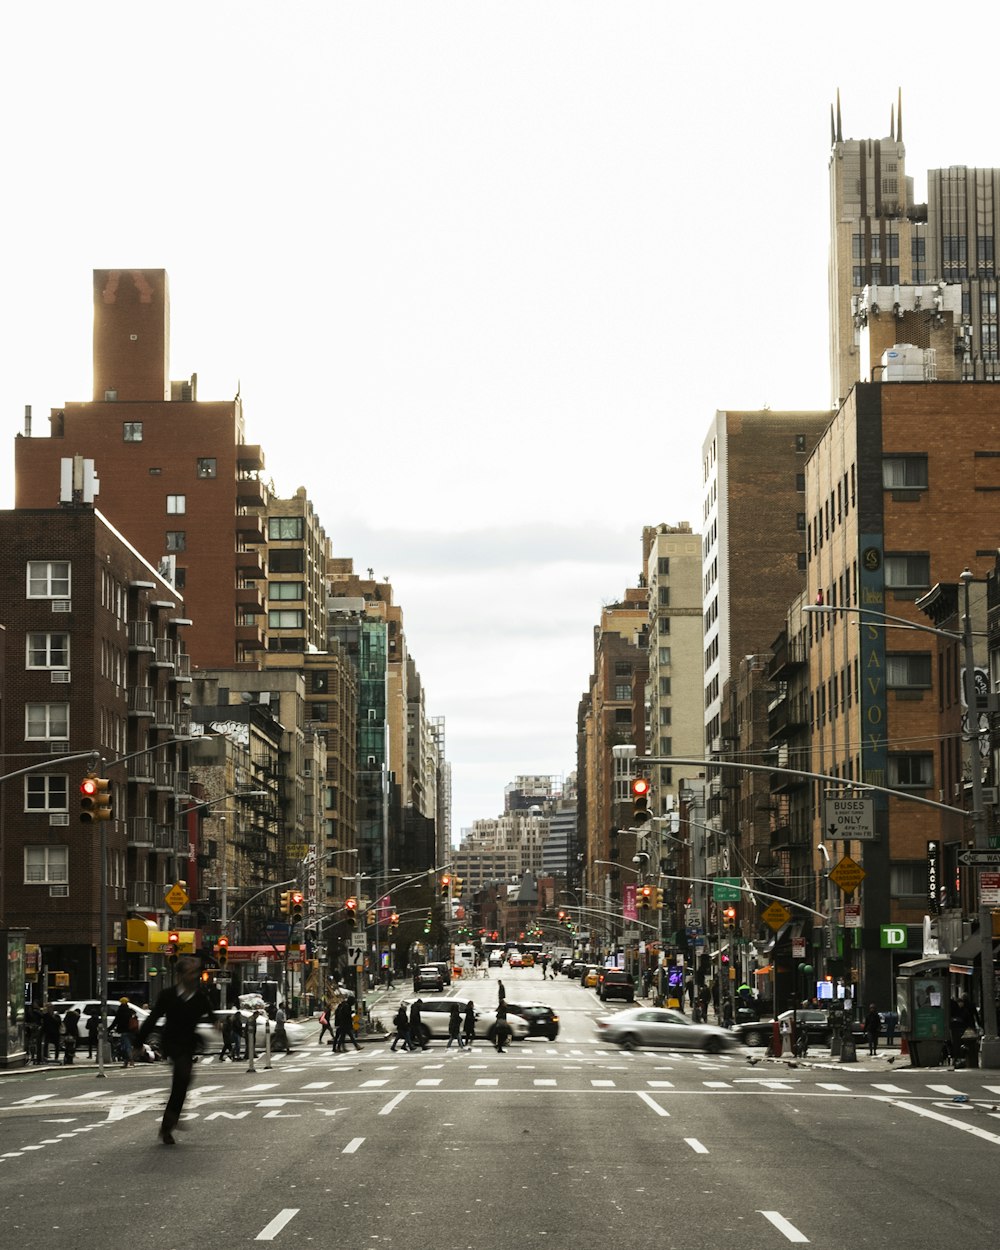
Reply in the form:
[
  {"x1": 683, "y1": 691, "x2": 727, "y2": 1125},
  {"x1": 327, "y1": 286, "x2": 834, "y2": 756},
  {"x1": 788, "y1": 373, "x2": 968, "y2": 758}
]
[
  {"x1": 264, "y1": 1017, "x2": 272, "y2": 1070},
  {"x1": 771, "y1": 1019, "x2": 782, "y2": 1056},
  {"x1": 839, "y1": 1025, "x2": 857, "y2": 1063},
  {"x1": 246, "y1": 1021, "x2": 256, "y2": 1073}
]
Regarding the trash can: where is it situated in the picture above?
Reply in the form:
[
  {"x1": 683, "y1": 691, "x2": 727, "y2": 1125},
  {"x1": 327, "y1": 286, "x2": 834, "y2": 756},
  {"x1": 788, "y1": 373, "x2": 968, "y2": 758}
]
[{"x1": 962, "y1": 1030, "x2": 980, "y2": 1069}]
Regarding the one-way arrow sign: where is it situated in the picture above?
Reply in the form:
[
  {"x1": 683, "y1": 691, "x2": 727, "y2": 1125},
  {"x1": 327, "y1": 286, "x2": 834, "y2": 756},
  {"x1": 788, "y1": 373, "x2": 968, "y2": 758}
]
[{"x1": 958, "y1": 850, "x2": 1000, "y2": 867}]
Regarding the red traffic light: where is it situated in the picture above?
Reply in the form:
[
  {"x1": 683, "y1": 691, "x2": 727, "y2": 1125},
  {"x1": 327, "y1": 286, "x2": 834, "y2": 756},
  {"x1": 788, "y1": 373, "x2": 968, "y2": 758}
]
[
  {"x1": 631, "y1": 778, "x2": 650, "y2": 797},
  {"x1": 345, "y1": 896, "x2": 357, "y2": 911},
  {"x1": 81, "y1": 777, "x2": 98, "y2": 798},
  {"x1": 217, "y1": 935, "x2": 229, "y2": 949}
]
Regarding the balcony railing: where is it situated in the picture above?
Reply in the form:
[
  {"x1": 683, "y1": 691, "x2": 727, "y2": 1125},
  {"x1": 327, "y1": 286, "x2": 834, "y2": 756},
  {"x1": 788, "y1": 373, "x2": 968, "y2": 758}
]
[
  {"x1": 129, "y1": 880, "x2": 158, "y2": 910},
  {"x1": 128, "y1": 620, "x2": 155, "y2": 651},
  {"x1": 127, "y1": 817, "x2": 155, "y2": 847},
  {"x1": 127, "y1": 687, "x2": 155, "y2": 716},
  {"x1": 152, "y1": 637, "x2": 176, "y2": 667}
]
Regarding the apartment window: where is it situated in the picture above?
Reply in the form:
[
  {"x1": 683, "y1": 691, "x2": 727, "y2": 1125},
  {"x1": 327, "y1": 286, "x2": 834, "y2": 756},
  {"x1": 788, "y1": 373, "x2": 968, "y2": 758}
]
[
  {"x1": 25, "y1": 844, "x2": 68, "y2": 884},
  {"x1": 268, "y1": 609, "x2": 304, "y2": 629},
  {"x1": 884, "y1": 553, "x2": 930, "y2": 590},
  {"x1": 797, "y1": 552, "x2": 807, "y2": 571},
  {"x1": 166, "y1": 531, "x2": 186, "y2": 552},
  {"x1": 613, "y1": 684, "x2": 632, "y2": 701},
  {"x1": 886, "y1": 654, "x2": 932, "y2": 689},
  {"x1": 657, "y1": 557, "x2": 670, "y2": 575},
  {"x1": 26, "y1": 703, "x2": 69, "y2": 740},
  {"x1": 796, "y1": 473, "x2": 806, "y2": 493},
  {"x1": 309, "y1": 703, "x2": 328, "y2": 722},
  {"x1": 269, "y1": 517, "x2": 304, "y2": 541},
  {"x1": 659, "y1": 647, "x2": 671, "y2": 665},
  {"x1": 268, "y1": 549, "x2": 304, "y2": 574},
  {"x1": 614, "y1": 661, "x2": 632, "y2": 678},
  {"x1": 796, "y1": 513, "x2": 806, "y2": 531},
  {"x1": 978, "y1": 237, "x2": 995, "y2": 264},
  {"x1": 659, "y1": 707, "x2": 672, "y2": 725},
  {"x1": 883, "y1": 456, "x2": 928, "y2": 489},
  {"x1": 25, "y1": 774, "x2": 68, "y2": 812},
  {"x1": 912, "y1": 238, "x2": 926, "y2": 262},
  {"x1": 27, "y1": 560, "x2": 70, "y2": 598},
  {"x1": 890, "y1": 862, "x2": 925, "y2": 899},
  {"x1": 658, "y1": 586, "x2": 670, "y2": 606},
  {"x1": 166, "y1": 494, "x2": 186, "y2": 515},
  {"x1": 852, "y1": 266, "x2": 866, "y2": 287},
  {"x1": 659, "y1": 677, "x2": 671, "y2": 695},
  {"x1": 196, "y1": 457, "x2": 217, "y2": 478},
  {"x1": 614, "y1": 709, "x2": 632, "y2": 725},
  {"x1": 888, "y1": 753, "x2": 934, "y2": 789},
  {"x1": 26, "y1": 632, "x2": 69, "y2": 669},
  {"x1": 270, "y1": 582, "x2": 304, "y2": 601},
  {"x1": 851, "y1": 234, "x2": 864, "y2": 259},
  {"x1": 659, "y1": 737, "x2": 672, "y2": 756},
  {"x1": 312, "y1": 671, "x2": 329, "y2": 694},
  {"x1": 123, "y1": 422, "x2": 143, "y2": 442}
]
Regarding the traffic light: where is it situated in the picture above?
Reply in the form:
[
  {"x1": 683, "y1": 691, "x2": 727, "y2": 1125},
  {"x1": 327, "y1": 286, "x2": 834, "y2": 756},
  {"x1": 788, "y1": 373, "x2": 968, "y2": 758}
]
[
  {"x1": 388, "y1": 912, "x2": 399, "y2": 933},
  {"x1": 452, "y1": 876, "x2": 463, "y2": 897},
  {"x1": 638, "y1": 885, "x2": 652, "y2": 912},
  {"x1": 722, "y1": 905, "x2": 737, "y2": 930},
  {"x1": 290, "y1": 891, "x2": 304, "y2": 924},
  {"x1": 216, "y1": 935, "x2": 229, "y2": 968},
  {"x1": 631, "y1": 777, "x2": 651, "y2": 826},
  {"x1": 439, "y1": 874, "x2": 452, "y2": 897},
  {"x1": 80, "y1": 774, "x2": 111, "y2": 823},
  {"x1": 366, "y1": 909, "x2": 376, "y2": 925},
  {"x1": 167, "y1": 930, "x2": 179, "y2": 963},
  {"x1": 279, "y1": 891, "x2": 291, "y2": 916},
  {"x1": 423, "y1": 910, "x2": 432, "y2": 934},
  {"x1": 345, "y1": 897, "x2": 357, "y2": 926},
  {"x1": 653, "y1": 887, "x2": 664, "y2": 910}
]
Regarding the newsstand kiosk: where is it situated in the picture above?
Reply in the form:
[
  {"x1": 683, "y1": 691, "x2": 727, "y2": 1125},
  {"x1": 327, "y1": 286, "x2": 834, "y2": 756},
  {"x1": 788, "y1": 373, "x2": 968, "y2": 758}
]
[{"x1": 896, "y1": 955, "x2": 949, "y2": 1067}]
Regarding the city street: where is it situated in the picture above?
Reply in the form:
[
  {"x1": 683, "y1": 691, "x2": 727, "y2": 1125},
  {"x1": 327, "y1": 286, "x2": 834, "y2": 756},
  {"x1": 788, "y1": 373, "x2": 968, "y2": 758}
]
[{"x1": 3, "y1": 970, "x2": 998, "y2": 1246}]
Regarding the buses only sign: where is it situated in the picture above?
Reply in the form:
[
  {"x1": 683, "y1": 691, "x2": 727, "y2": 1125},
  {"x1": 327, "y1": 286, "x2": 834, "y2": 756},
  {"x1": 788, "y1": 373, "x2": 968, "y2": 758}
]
[{"x1": 823, "y1": 797, "x2": 876, "y2": 841}]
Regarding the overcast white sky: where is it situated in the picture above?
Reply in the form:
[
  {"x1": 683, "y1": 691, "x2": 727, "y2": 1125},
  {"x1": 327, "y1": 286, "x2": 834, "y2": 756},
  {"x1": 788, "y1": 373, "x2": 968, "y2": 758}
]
[{"x1": 4, "y1": 3, "x2": 1000, "y2": 839}]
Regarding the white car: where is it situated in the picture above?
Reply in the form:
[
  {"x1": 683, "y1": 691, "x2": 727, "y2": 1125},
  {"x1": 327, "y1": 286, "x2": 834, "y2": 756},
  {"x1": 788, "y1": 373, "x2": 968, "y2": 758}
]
[{"x1": 401, "y1": 998, "x2": 530, "y2": 1045}]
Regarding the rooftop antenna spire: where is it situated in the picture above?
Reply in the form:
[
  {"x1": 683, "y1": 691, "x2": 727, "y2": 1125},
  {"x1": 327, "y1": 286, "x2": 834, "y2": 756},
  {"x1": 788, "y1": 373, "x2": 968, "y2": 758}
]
[
  {"x1": 836, "y1": 88, "x2": 843, "y2": 144},
  {"x1": 890, "y1": 101, "x2": 895, "y2": 141},
  {"x1": 897, "y1": 87, "x2": 903, "y2": 142}
]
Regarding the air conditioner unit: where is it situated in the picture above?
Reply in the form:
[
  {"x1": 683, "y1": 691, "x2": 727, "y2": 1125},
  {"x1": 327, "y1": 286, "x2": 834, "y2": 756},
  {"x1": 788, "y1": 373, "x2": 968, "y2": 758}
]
[
  {"x1": 983, "y1": 787, "x2": 998, "y2": 806},
  {"x1": 51, "y1": 600, "x2": 71, "y2": 613},
  {"x1": 49, "y1": 814, "x2": 69, "y2": 827},
  {"x1": 50, "y1": 742, "x2": 69, "y2": 753},
  {"x1": 51, "y1": 670, "x2": 71, "y2": 683},
  {"x1": 49, "y1": 884, "x2": 69, "y2": 897}
]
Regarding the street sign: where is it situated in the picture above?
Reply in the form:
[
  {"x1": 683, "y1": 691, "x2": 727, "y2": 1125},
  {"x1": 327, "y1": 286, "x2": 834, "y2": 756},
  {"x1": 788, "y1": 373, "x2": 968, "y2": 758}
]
[
  {"x1": 266, "y1": 921, "x2": 291, "y2": 939},
  {"x1": 958, "y1": 850, "x2": 1000, "y2": 867},
  {"x1": 880, "y1": 925, "x2": 907, "y2": 948},
  {"x1": 761, "y1": 901, "x2": 791, "y2": 931},
  {"x1": 164, "y1": 882, "x2": 189, "y2": 913},
  {"x1": 713, "y1": 877, "x2": 741, "y2": 902},
  {"x1": 823, "y1": 796, "x2": 876, "y2": 841},
  {"x1": 829, "y1": 855, "x2": 866, "y2": 894},
  {"x1": 980, "y1": 872, "x2": 1000, "y2": 906}
]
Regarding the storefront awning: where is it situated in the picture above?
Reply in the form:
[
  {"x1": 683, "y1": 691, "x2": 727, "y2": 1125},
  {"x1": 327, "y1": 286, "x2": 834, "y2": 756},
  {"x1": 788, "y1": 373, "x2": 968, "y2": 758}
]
[
  {"x1": 949, "y1": 933, "x2": 1000, "y2": 963},
  {"x1": 753, "y1": 965, "x2": 773, "y2": 977}
]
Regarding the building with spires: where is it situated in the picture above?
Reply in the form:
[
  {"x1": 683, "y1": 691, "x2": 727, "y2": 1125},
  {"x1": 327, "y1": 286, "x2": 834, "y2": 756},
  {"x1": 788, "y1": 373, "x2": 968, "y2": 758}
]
[{"x1": 830, "y1": 92, "x2": 1000, "y2": 405}]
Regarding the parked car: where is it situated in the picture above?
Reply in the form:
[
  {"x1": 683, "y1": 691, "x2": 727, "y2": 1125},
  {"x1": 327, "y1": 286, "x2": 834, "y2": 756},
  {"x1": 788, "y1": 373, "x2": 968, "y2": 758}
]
[
  {"x1": 401, "y1": 998, "x2": 531, "y2": 1046},
  {"x1": 595, "y1": 1007, "x2": 744, "y2": 1054},
  {"x1": 504, "y1": 1000, "x2": 560, "y2": 1040},
  {"x1": 597, "y1": 969, "x2": 635, "y2": 1003},
  {"x1": 732, "y1": 1008, "x2": 865, "y2": 1049},
  {"x1": 413, "y1": 965, "x2": 446, "y2": 992}
]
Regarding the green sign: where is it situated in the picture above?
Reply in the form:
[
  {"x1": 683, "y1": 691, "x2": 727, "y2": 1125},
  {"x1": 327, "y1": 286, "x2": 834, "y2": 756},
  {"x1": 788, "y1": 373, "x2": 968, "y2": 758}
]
[
  {"x1": 713, "y1": 877, "x2": 741, "y2": 902},
  {"x1": 880, "y1": 925, "x2": 907, "y2": 948}
]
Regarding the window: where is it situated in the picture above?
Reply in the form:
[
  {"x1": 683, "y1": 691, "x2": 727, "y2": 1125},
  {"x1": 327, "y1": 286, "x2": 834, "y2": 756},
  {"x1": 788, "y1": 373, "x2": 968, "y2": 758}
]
[
  {"x1": 24, "y1": 844, "x2": 68, "y2": 884},
  {"x1": 309, "y1": 703, "x2": 328, "y2": 722},
  {"x1": 888, "y1": 753, "x2": 933, "y2": 788},
  {"x1": 268, "y1": 609, "x2": 304, "y2": 629},
  {"x1": 613, "y1": 684, "x2": 631, "y2": 701},
  {"x1": 270, "y1": 581, "x2": 304, "y2": 601},
  {"x1": 796, "y1": 513, "x2": 806, "y2": 531},
  {"x1": 26, "y1": 632, "x2": 69, "y2": 668},
  {"x1": 614, "y1": 661, "x2": 633, "y2": 678},
  {"x1": 312, "y1": 671, "x2": 329, "y2": 693},
  {"x1": 614, "y1": 709, "x2": 632, "y2": 725},
  {"x1": 268, "y1": 517, "x2": 304, "y2": 541},
  {"x1": 166, "y1": 531, "x2": 186, "y2": 552},
  {"x1": 123, "y1": 422, "x2": 143, "y2": 442},
  {"x1": 25, "y1": 774, "x2": 68, "y2": 812},
  {"x1": 196, "y1": 457, "x2": 217, "y2": 478},
  {"x1": 883, "y1": 456, "x2": 928, "y2": 489},
  {"x1": 890, "y1": 862, "x2": 925, "y2": 898},
  {"x1": 912, "y1": 238, "x2": 926, "y2": 262},
  {"x1": 658, "y1": 586, "x2": 670, "y2": 606},
  {"x1": 852, "y1": 266, "x2": 866, "y2": 287},
  {"x1": 268, "y1": 549, "x2": 304, "y2": 574},
  {"x1": 166, "y1": 495, "x2": 186, "y2": 514},
  {"x1": 25, "y1": 703, "x2": 69, "y2": 740},
  {"x1": 27, "y1": 561, "x2": 70, "y2": 598},
  {"x1": 657, "y1": 557, "x2": 670, "y2": 575},
  {"x1": 887, "y1": 654, "x2": 932, "y2": 689},
  {"x1": 659, "y1": 647, "x2": 671, "y2": 665},
  {"x1": 659, "y1": 677, "x2": 671, "y2": 695},
  {"x1": 884, "y1": 553, "x2": 930, "y2": 590}
]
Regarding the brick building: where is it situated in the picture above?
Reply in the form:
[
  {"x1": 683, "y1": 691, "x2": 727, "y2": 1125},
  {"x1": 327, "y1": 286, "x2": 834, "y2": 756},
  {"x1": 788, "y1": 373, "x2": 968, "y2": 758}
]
[
  {"x1": 15, "y1": 269, "x2": 269, "y2": 670},
  {"x1": 0, "y1": 504, "x2": 192, "y2": 998}
]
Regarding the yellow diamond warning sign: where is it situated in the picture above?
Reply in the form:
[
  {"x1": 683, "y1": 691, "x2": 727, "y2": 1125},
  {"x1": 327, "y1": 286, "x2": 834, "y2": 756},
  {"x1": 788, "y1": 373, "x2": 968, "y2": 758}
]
[
  {"x1": 761, "y1": 901, "x2": 792, "y2": 931},
  {"x1": 829, "y1": 855, "x2": 866, "y2": 895}
]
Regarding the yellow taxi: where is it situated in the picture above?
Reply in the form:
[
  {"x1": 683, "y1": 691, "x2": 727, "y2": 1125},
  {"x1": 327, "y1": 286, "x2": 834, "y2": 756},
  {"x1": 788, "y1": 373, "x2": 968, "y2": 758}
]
[
  {"x1": 582, "y1": 966, "x2": 601, "y2": 988},
  {"x1": 520, "y1": 953, "x2": 535, "y2": 968}
]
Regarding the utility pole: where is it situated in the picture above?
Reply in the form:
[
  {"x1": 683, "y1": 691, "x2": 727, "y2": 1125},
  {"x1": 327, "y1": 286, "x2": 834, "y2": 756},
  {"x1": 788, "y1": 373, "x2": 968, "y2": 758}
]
[{"x1": 962, "y1": 570, "x2": 1000, "y2": 1067}]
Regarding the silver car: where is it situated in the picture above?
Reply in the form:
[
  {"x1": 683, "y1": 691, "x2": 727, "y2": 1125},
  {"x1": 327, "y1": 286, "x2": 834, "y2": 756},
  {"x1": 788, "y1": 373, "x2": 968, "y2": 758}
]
[
  {"x1": 595, "y1": 1007, "x2": 744, "y2": 1054},
  {"x1": 401, "y1": 998, "x2": 530, "y2": 1046}
]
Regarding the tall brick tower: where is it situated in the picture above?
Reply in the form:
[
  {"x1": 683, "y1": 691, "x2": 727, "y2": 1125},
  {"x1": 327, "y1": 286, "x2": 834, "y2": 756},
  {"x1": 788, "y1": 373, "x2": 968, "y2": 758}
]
[{"x1": 15, "y1": 270, "x2": 268, "y2": 669}]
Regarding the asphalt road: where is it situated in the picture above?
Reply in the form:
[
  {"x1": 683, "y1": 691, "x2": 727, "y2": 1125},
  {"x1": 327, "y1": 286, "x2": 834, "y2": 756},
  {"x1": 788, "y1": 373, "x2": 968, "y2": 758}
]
[{"x1": 2, "y1": 968, "x2": 998, "y2": 1247}]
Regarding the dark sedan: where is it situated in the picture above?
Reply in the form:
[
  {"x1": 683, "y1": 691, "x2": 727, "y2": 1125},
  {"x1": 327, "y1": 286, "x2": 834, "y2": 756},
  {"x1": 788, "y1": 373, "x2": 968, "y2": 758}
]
[
  {"x1": 504, "y1": 1001, "x2": 560, "y2": 1041},
  {"x1": 412, "y1": 965, "x2": 446, "y2": 992},
  {"x1": 733, "y1": 1008, "x2": 865, "y2": 1049}
]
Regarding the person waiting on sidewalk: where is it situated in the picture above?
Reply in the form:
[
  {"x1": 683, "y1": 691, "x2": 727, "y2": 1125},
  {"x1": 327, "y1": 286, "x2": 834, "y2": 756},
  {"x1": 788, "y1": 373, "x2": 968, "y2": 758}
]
[{"x1": 864, "y1": 1003, "x2": 881, "y2": 1056}]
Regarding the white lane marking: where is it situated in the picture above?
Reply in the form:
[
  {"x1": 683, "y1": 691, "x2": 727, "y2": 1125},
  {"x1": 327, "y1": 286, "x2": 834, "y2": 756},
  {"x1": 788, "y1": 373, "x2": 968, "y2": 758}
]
[
  {"x1": 685, "y1": 1138, "x2": 708, "y2": 1154},
  {"x1": 647, "y1": 1081, "x2": 674, "y2": 1089},
  {"x1": 360, "y1": 1079, "x2": 388, "y2": 1088},
  {"x1": 256, "y1": 1209, "x2": 299, "y2": 1241},
  {"x1": 591, "y1": 1080, "x2": 615, "y2": 1087},
  {"x1": 244, "y1": 1083, "x2": 278, "y2": 1092},
  {"x1": 13, "y1": 1095, "x2": 55, "y2": 1105},
  {"x1": 879, "y1": 1097, "x2": 1000, "y2": 1146},
  {"x1": 636, "y1": 1092, "x2": 669, "y2": 1117},
  {"x1": 475, "y1": 1078, "x2": 499, "y2": 1086},
  {"x1": 302, "y1": 1082, "x2": 332, "y2": 1089},
  {"x1": 983, "y1": 1085, "x2": 1000, "y2": 1096},
  {"x1": 758, "y1": 1210, "x2": 809, "y2": 1242},
  {"x1": 817, "y1": 1083, "x2": 850, "y2": 1091},
  {"x1": 703, "y1": 1081, "x2": 731, "y2": 1089},
  {"x1": 417, "y1": 1079, "x2": 442, "y2": 1086},
  {"x1": 73, "y1": 1091, "x2": 103, "y2": 1100},
  {"x1": 378, "y1": 1092, "x2": 408, "y2": 1116},
  {"x1": 926, "y1": 1083, "x2": 962, "y2": 1095},
  {"x1": 533, "y1": 1079, "x2": 557, "y2": 1087},
  {"x1": 872, "y1": 1083, "x2": 906, "y2": 1094},
  {"x1": 342, "y1": 1137, "x2": 365, "y2": 1154}
]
